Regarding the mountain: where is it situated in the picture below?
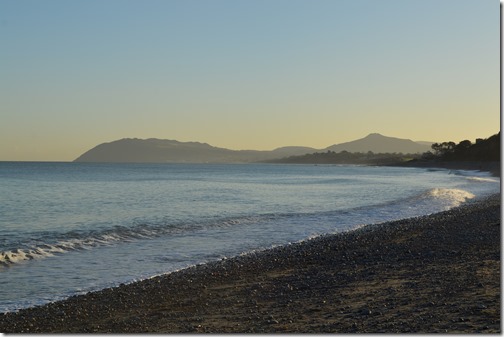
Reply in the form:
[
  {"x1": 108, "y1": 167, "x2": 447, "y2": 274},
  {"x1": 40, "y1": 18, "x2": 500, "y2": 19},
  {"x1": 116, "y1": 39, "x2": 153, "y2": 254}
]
[
  {"x1": 323, "y1": 133, "x2": 431, "y2": 154},
  {"x1": 270, "y1": 146, "x2": 320, "y2": 157},
  {"x1": 74, "y1": 138, "x2": 317, "y2": 163},
  {"x1": 74, "y1": 134, "x2": 432, "y2": 163}
]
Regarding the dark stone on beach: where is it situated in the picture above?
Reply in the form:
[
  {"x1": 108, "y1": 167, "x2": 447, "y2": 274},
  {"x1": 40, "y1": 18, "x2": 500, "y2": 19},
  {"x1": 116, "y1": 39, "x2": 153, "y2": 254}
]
[{"x1": 359, "y1": 308, "x2": 372, "y2": 316}]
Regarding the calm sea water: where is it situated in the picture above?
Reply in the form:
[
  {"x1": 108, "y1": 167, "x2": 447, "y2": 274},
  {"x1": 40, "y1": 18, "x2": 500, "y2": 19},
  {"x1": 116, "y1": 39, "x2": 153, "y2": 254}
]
[{"x1": 0, "y1": 162, "x2": 499, "y2": 312}]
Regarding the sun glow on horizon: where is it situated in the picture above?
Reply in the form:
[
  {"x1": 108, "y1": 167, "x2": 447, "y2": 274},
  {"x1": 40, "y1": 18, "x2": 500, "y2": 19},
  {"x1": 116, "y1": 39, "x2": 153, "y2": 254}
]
[{"x1": 0, "y1": 0, "x2": 499, "y2": 161}]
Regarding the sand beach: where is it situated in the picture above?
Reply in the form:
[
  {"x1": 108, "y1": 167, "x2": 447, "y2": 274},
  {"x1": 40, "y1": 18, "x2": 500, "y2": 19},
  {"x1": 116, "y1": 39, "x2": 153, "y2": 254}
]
[{"x1": 0, "y1": 193, "x2": 500, "y2": 333}]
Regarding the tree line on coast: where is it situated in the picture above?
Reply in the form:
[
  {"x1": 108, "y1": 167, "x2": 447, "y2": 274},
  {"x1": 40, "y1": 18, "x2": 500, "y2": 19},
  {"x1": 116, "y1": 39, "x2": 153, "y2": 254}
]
[
  {"x1": 265, "y1": 132, "x2": 500, "y2": 165},
  {"x1": 422, "y1": 132, "x2": 500, "y2": 162},
  {"x1": 264, "y1": 150, "x2": 416, "y2": 165}
]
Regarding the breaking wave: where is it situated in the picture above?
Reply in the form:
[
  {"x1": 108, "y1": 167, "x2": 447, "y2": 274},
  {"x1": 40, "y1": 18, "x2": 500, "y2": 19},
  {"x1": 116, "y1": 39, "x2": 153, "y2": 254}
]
[
  {"x1": 420, "y1": 188, "x2": 475, "y2": 208},
  {"x1": 464, "y1": 176, "x2": 500, "y2": 183},
  {"x1": 0, "y1": 216, "x2": 269, "y2": 267},
  {"x1": 0, "y1": 187, "x2": 478, "y2": 267}
]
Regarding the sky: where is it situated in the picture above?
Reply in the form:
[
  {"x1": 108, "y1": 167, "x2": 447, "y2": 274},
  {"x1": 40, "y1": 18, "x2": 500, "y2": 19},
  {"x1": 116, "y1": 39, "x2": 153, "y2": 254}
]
[{"x1": 0, "y1": 0, "x2": 500, "y2": 161}]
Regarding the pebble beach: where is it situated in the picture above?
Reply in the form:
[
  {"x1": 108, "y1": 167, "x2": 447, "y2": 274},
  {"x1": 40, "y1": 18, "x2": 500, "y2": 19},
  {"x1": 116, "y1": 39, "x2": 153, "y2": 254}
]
[{"x1": 0, "y1": 193, "x2": 500, "y2": 333}]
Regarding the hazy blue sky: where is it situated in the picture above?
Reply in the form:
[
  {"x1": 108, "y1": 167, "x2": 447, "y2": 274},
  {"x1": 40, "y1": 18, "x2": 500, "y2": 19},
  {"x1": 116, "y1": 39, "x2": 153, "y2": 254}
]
[{"x1": 0, "y1": 0, "x2": 500, "y2": 161}]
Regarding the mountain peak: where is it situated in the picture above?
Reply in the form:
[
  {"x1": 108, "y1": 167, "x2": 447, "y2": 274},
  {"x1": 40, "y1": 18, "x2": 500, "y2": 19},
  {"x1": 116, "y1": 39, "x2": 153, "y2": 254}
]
[
  {"x1": 364, "y1": 133, "x2": 385, "y2": 139},
  {"x1": 325, "y1": 134, "x2": 430, "y2": 154},
  {"x1": 364, "y1": 133, "x2": 404, "y2": 140}
]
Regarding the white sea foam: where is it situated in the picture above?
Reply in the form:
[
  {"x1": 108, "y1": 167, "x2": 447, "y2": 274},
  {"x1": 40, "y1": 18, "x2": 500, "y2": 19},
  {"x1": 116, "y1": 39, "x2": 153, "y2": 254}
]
[
  {"x1": 0, "y1": 215, "x2": 275, "y2": 267},
  {"x1": 419, "y1": 188, "x2": 475, "y2": 209},
  {"x1": 465, "y1": 176, "x2": 500, "y2": 183},
  {"x1": 0, "y1": 235, "x2": 126, "y2": 266}
]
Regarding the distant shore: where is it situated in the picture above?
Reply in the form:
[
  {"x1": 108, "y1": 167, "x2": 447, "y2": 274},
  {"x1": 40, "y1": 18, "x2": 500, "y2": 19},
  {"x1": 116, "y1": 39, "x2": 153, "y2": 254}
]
[
  {"x1": 383, "y1": 160, "x2": 501, "y2": 177},
  {"x1": 0, "y1": 194, "x2": 500, "y2": 333}
]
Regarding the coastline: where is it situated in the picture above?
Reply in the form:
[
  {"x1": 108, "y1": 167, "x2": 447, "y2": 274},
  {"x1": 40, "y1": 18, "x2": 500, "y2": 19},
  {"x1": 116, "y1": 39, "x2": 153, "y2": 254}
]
[
  {"x1": 383, "y1": 160, "x2": 501, "y2": 177},
  {"x1": 0, "y1": 194, "x2": 500, "y2": 333}
]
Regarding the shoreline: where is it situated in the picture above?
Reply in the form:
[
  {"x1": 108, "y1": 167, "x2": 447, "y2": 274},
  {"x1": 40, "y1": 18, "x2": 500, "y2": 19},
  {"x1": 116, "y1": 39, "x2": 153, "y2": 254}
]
[
  {"x1": 382, "y1": 160, "x2": 501, "y2": 177},
  {"x1": 0, "y1": 193, "x2": 500, "y2": 333}
]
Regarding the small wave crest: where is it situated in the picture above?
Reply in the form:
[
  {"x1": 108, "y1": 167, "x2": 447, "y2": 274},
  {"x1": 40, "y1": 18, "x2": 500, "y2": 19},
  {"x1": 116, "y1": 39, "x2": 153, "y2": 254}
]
[
  {"x1": 418, "y1": 188, "x2": 475, "y2": 209},
  {"x1": 465, "y1": 176, "x2": 499, "y2": 183},
  {"x1": 0, "y1": 215, "x2": 268, "y2": 267},
  {"x1": 0, "y1": 236, "x2": 123, "y2": 267}
]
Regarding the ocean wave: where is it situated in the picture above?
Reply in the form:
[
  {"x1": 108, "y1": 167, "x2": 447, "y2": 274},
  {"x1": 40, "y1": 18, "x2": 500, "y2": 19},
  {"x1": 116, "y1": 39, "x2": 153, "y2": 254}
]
[
  {"x1": 425, "y1": 187, "x2": 474, "y2": 201},
  {"x1": 0, "y1": 215, "x2": 271, "y2": 267},
  {"x1": 0, "y1": 186, "x2": 481, "y2": 267},
  {"x1": 464, "y1": 176, "x2": 500, "y2": 183},
  {"x1": 411, "y1": 187, "x2": 475, "y2": 210}
]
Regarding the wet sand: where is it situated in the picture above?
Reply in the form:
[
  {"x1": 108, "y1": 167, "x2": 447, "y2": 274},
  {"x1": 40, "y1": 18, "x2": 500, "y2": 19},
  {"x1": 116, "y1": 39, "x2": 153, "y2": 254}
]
[{"x1": 0, "y1": 194, "x2": 500, "y2": 333}]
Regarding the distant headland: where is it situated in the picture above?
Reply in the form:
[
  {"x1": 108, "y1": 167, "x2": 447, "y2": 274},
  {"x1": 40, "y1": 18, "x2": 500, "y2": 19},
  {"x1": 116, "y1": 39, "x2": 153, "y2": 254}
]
[{"x1": 73, "y1": 133, "x2": 433, "y2": 164}]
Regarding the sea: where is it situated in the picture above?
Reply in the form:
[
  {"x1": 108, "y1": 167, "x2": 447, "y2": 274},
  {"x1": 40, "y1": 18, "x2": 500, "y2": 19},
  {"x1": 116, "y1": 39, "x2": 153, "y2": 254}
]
[{"x1": 0, "y1": 162, "x2": 500, "y2": 313}]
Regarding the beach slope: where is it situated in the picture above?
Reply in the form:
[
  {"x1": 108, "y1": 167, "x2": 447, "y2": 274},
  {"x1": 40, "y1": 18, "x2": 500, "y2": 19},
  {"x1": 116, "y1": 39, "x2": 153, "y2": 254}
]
[{"x1": 0, "y1": 195, "x2": 500, "y2": 333}]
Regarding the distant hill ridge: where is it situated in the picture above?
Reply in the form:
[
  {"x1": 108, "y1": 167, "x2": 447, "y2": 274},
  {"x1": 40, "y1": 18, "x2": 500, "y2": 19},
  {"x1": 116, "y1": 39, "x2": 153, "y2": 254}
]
[
  {"x1": 325, "y1": 133, "x2": 431, "y2": 154},
  {"x1": 74, "y1": 134, "x2": 433, "y2": 163}
]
